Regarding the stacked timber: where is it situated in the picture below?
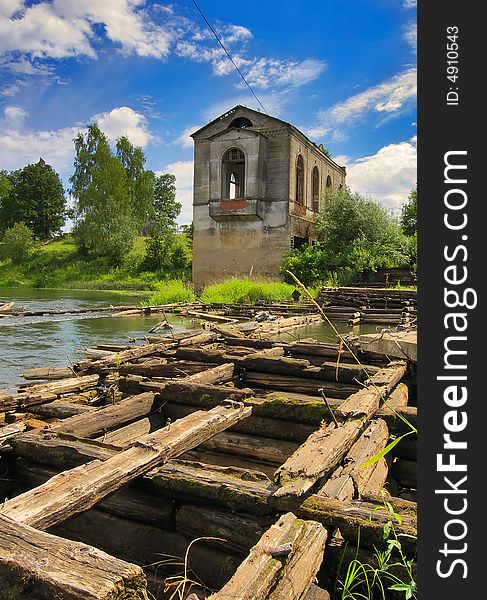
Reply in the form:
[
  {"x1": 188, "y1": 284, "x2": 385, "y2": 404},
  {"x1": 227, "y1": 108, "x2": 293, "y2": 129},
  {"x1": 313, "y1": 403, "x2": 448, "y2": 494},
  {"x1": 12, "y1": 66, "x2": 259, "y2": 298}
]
[{"x1": 0, "y1": 325, "x2": 417, "y2": 599}]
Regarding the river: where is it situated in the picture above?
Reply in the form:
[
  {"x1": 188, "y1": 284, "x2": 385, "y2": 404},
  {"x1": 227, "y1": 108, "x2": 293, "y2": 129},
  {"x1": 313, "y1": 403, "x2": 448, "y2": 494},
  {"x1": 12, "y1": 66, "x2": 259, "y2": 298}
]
[{"x1": 0, "y1": 288, "x2": 378, "y2": 390}]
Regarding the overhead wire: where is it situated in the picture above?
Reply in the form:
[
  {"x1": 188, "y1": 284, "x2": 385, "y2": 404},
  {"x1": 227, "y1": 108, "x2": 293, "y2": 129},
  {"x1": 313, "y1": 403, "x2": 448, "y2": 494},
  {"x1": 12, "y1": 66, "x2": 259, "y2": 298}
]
[{"x1": 191, "y1": 0, "x2": 268, "y2": 114}]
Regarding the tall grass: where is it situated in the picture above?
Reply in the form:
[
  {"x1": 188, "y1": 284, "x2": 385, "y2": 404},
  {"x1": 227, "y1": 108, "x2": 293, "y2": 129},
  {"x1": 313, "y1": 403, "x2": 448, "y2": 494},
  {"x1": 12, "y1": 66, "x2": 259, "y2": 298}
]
[
  {"x1": 147, "y1": 280, "x2": 196, "y2": 305},
  {"x1": 200, "y1": 278, "x2": 297, "y2": 304}
]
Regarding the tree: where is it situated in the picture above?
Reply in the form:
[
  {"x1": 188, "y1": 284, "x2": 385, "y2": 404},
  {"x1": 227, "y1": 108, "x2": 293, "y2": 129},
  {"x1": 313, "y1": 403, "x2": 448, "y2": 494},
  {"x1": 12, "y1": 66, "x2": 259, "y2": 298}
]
[
  {"x1": 0, "y1": 160, "x2": 65, "y2": 239},
  {"x1": 315, "y1": 187, "x2": 410, "y2": 272},
  {"x1": 70, "y1": 124, "x2": 137, "y2": 262},
  {"x1": 2, "y1": 222, "x2": 36, "y2": 263},
  {"x1": 401, "y1": 187, "x2": 417, "y2": 236},
  {"x1": 152, "y1": 173, "x2": 181, "y2": 233},
  {"x1": 116, "y1": 136, "x2": 154, "y2": 230}
]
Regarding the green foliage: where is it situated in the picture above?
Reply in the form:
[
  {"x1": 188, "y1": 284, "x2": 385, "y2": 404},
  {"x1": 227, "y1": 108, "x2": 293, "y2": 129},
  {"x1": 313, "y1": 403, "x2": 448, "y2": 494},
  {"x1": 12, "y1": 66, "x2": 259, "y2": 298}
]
[
  {"x1": 1, "y1": 222, "x2": 36, "y2": 263},
  {"x1": 147, "y1": 279, "x2": 196, "y2": 304},
  {"x1": 0, "y1": 159, "x2": 65, "y2": 239},
  {"x1": 116, "y1": 135, "x2": 154, "y2": 230},
  {"x1": 70, "y1": 124, "x2": 137, "y2": 263},
  {"x1": 143, "y1": 233, "x2": 192, "y2": 277},
  {"x1": 315, "y1": 188, "x2": 411, "y2": 273},
  {"x1": 200, "y1": 278, "x2": 296, "y2": 304},
  {"x1": 152, "y1": 173, "x2": 181, "y2": 232},
  {"x1": 401, "y1": 188, "x2": 417, "y2": 237},
  {"x1": 335, "y1": 502, "x2": 417, "y2": 600}
]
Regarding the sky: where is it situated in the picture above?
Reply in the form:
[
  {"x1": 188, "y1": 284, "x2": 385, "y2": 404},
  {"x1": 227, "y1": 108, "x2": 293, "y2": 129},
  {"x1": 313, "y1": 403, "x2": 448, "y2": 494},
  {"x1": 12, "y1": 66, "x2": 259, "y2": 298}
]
[{"x1": 0, "y1": 0, "x2": 417, "y2": 224}]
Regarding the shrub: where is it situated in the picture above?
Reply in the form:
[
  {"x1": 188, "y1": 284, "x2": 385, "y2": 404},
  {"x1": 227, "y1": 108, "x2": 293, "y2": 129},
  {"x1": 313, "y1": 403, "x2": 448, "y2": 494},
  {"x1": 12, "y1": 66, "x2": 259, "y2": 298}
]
[
  {"x1": 2, "y1": 222, "x2": 36, "y2": 263},
  {"x1": 147, "y1": 280, "x2": 196, "y2": 305}
]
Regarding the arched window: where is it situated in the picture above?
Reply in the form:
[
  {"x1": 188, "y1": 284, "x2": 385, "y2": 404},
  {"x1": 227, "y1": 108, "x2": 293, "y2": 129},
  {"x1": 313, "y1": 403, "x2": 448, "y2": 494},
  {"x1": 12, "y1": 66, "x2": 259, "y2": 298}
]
[
  {"x1": 326, "y1": 175, "x2": 332, "y2": 188},
  {"x1": 295, "y1": 154, "x2": 304, "y2": 205},
  {"x1": 312, "y1": 166, "x2": 320, "y2": 212},
  {"x1": 222, "y1": 148, "x2": 245, "y2": 199},
  {"x1": 228, "y1": 117, "x2": 253, "y2": 129}
]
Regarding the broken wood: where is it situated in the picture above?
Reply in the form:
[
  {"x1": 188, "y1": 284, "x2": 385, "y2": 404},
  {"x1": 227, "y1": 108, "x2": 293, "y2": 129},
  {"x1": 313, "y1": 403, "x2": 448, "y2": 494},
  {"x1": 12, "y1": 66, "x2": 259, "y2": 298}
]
[
  {"x1": 208, "y1": 512, "x2": 327, "y2": 600},
  {"x1": 3, "y1": 404, "x2": 252, "y2": 530},
  {"x1": 0, "y1": 514, "x2": 148, "y2": 600}
]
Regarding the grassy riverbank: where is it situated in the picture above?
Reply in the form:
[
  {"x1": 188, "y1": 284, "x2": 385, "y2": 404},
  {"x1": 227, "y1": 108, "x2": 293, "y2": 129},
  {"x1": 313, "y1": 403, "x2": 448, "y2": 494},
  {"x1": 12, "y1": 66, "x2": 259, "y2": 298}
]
[{"x1": 0, "y1": 235, "x2": 172, "y2": 291}]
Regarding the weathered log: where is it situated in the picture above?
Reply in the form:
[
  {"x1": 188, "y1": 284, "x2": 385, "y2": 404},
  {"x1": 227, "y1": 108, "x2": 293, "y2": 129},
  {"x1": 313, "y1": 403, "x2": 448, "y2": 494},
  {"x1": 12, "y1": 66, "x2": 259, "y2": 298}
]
[
  {"x1": 22, "y1": 366, "x2": 75, "y2": 380},
  {"x1": 208, "y1": 512, "x2": 327, "y2": 600},
  {"x1": 95, "y1": 414, "x2": 166, "y2": 447},
  {"x1": 76, "y1": 341, "x2": 173, "y2": 372},
  {"x1": 53, "y1": 508, "x2": 241, "y2": 592},
  {"x1": 27, "y1": 399, "x2": 93, "y2": 419},
  {"x1": 119, "y1": 359, "x2": 208, "y2": 378},
  {"x1": 3, "y1": 404, "x2": 251, "y2": 530},
  {"x1": 377, "y1": 406, "x2": 417, "y2": 433},
  {"x1": 178, "y1": 331, "x2": 218, "y2": 346},
  {"x1": 242, "y1": 371, "x2": 359, "y2": 398},
  {"x1": 146, "y1": 459, "x2": 277, "y2": 515},
  {"x1": 14, "y1": 461, "x2": 175, "y2": 529},
  {"x1": 317, "y1": 419, "x2": 389, "y2": 500},
  {"x1": 164, "y1": 401, "x2": 316, "y2": 443},
  {"x1": 0, "y1": 421, "x2": 26, "y2": 444},
  {"x1": 0, "y1": 374, "x2": 100, "y2": 412},
  {"x1": 185, "y1": 362, "x2": 235, "y2": 385},
  {"x1": 298, "y1": 495, "x2": 417, "y2": 553},
  {"x1": 47, "y1": 392, "x2": 158, "y2": 438},
  {"x1": 176, "y1": 505, "x2": 273, "y2": 554},
  {"x1": 0, "y1": 514, "x2": 148, "y2": 600},
  {"x1": 273, "y1": 420, "x2": 367, "y2": 501}
]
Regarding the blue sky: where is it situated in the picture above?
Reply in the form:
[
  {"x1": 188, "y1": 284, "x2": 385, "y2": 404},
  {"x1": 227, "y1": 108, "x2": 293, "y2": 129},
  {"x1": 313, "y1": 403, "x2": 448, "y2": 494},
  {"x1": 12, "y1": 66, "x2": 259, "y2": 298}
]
[{"x1": 0, "y1": 0, "x2": 416, "y2": 224}]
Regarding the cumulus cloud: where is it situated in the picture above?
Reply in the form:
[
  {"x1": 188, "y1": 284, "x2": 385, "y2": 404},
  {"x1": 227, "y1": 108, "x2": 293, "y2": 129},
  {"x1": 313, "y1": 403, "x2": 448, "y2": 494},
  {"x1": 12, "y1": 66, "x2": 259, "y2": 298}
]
[
  {"x1": 92, "y1": 106, "x2": 152, "y2": 147},
  {"x1": 306, "y1": 68, "x2": 417, "y2": 139},
  {"x1": 403, "y1": 23, "x2": 417, "y2": 54},
  {"x1": 157, "y1": 160, "x2": 194, "y2": 224},
  {"x1": 0, "y1": 105, "x2": 152, "y2": 173},
  {"x1": 0, "y1": 0, "x2": 174, "y2": 60},
  {"x1": 174, "y1": 124, "x2": 203, "y2": 148},
  {"x1": 341, "y1": 138, "x2": 417, "y2": 211}
]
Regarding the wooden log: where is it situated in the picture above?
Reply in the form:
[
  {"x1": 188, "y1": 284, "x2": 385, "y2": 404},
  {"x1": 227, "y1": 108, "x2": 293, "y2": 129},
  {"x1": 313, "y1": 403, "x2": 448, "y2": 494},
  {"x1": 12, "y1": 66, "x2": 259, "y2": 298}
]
[
  {"x1": 76, "y1": 341, "x2": 173, "y2": 372},
  {"x1": 27, "y1": 399, "x2": 93, "y2": 419},
  {"x1": 164, "y1": 402, "x2": 316, "y2": 443},
  {"x1": 146, "y1": 459, "x2": 277, "y2": 515},
  {"x1": 377, "y1": 406, "x2": 417, "y2": 434},
  {"x1": 0, "y1": 421, "x2": 26, "y2": 444},
  {"x1": 95, "y1": 414, "x2": 166, "y2": 447},
  {"x1": 208, "y1": 512, "x2": 327, "y2": 600},
  {"x1": 3, "y1": 404, "x2": 252, "y2": 530},
  {"x1": 272, "y1": 420, "x2": 366, "y2": 502},
  {"x1": 53, "y1": 508, "x2": 241, "y2": 592},
  {"x1": 176, "y1": 505, "x2": 273, "y2": 554},
  {"x1": 178, "y1": 331, "x2": 218, "y2": 346},
  {"x1": 0, "y1": 514, "x2": 147, "y2": 600},
  {"x1": 0, "y1": 374, "x2": 99, "y2": 412},
  {"x1": 298, "y1": 495, "x2": 417, "y2": 553},
  {"x1": 185, "y1": 362, "x2": 235, "y2": 385},
  {"x1": 47, "y1": 392, "x2": 158, "y2": 438},
  {"x1": 119, "y1": 359, "x2": 208, "y2": 378},
  {"x1": 242, "y1": 371, "x2": 358, "y2": 398},
  {"x1": 14, "y1": 461, "x2": 175, "y2": 529},
  {"x1": 22, "y1": 366, "x2": 75, "y2": 380},
  {"x1": 317, "y1": 419, "x2": 389, "y2": 500}
]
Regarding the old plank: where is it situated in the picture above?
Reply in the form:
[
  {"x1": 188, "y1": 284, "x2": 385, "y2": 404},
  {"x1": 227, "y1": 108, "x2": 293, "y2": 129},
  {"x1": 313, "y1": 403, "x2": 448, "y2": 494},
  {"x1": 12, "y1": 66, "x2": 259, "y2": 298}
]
[
  {"x1": 0, "y1": 514, "x2": 147, "y2": 600},
  {"x1": 3, "y1": 404, "x2": 252, "y2": 530},
  {"x1": 208, "y1": 512, "x2": 327, "y2": 600}
]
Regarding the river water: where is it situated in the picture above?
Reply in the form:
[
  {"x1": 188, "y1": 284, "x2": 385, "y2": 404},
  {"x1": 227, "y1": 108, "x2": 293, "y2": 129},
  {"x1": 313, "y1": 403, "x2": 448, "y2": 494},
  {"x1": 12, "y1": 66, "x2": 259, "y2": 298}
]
[{"x1": 0, "y1": 288, "x2": 380, "y2": 390}]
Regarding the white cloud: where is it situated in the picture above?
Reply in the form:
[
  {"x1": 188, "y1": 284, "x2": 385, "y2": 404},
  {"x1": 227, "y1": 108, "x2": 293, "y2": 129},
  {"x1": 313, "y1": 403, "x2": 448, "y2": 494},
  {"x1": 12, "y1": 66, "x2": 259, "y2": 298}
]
[
  {"x1": 342, "y1": 138, "x2": 417, "y2": 211},
  {"x1": 0, "y1": 0, "x2": 174, "y2": 60},
  {"x1": 403, "y1": 23, "x2": 417, "y2": 54},
  {"x1": 3, "y1": 105, "x2": 29, "y2": 126},
  {"x1": 92, "y1": 106, "x2": 152, "y2": 147},
  {"x1": 403, "y1": 0, "x2": 417, "y2": 8},
  {"x1": 174, "y1": 124, "x2": 202, "y2": 148},
  {"x1": 306, "y1": 68, "x2": 417, "y2": 139},
  {"x1": 0, "y1": 105, "x2": 152, "y2": 174},
  {"x1": 158, "y1": 160, "x2": 194, "y2": 224},
  {"x1": 243, "y1": 58, "x2": 326, "y2": 89}
]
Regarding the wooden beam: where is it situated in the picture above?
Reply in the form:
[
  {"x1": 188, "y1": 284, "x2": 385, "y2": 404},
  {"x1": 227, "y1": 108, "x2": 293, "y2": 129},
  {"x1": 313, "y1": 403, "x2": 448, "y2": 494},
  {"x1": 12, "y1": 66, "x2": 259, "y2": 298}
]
[
  {"x1": 3, "y1": 404, "x2": 252, "y2": 530},
  {"x1": 0, "y1": 514, "x2": 148, "y2": 600},
  {"x1": 208, "y1": 512, "x2": 327, "y2": 600}
]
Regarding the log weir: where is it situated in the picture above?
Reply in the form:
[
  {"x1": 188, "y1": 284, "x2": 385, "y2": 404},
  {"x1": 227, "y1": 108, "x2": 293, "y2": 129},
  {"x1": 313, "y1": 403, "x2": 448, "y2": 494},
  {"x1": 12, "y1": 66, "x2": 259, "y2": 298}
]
[{"x1": 0, "y1": 307, "x2": 417, "y2": 599}]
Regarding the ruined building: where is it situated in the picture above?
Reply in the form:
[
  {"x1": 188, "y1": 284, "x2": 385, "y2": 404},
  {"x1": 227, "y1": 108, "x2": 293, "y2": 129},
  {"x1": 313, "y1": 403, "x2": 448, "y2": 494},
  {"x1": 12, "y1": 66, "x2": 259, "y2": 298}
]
[{"x1": 191, "y1": 105, "x2": 346, "y2": 287}]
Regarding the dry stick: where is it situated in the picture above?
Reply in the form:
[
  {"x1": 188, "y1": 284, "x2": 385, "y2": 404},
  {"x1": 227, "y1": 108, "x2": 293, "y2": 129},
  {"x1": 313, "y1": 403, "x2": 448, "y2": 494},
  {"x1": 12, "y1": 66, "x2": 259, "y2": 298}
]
[
  {"x1": 285, "y1": 271, "x2": 417, "y2": 434},
  {"x1": 318, "y1": 388, "x2": 339, "y2": 427}
]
